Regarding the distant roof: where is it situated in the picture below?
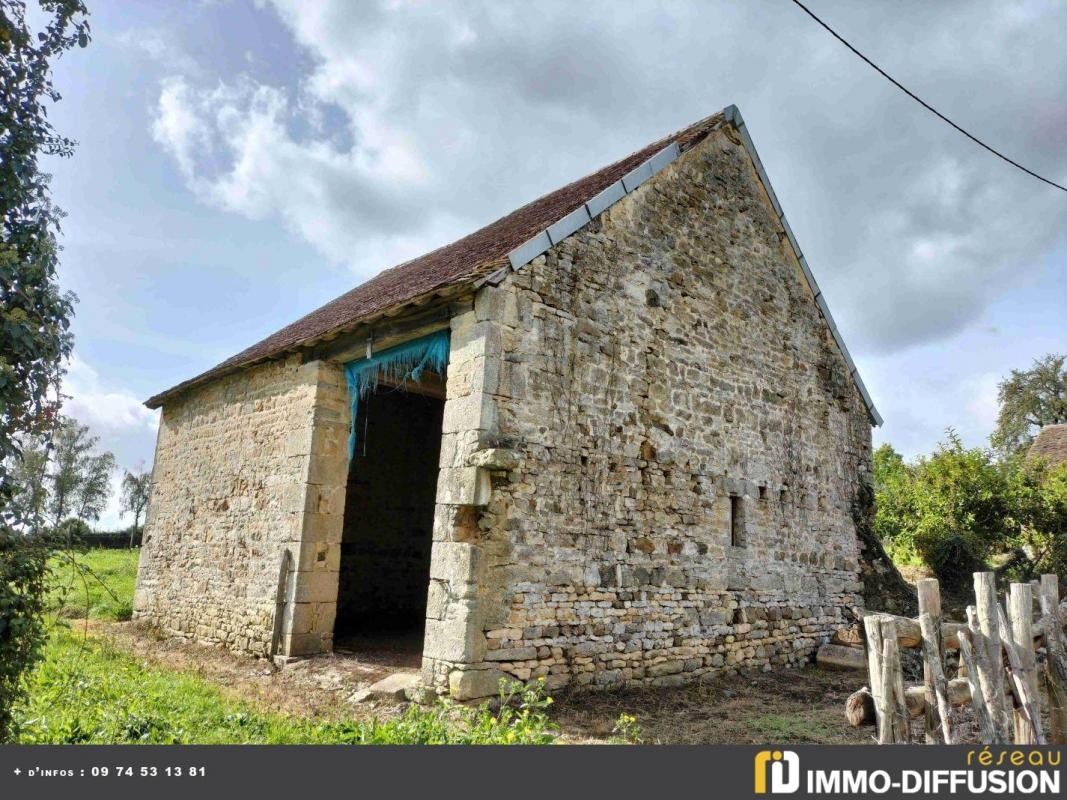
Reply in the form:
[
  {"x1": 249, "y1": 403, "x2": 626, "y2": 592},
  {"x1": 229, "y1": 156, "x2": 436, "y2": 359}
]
[
  {"x1": 1029, "y1": 424, "x2": 1067, "y2": 466},
  {"x1": 145, "y1": 105, "x2": 880, "y2": 425}
]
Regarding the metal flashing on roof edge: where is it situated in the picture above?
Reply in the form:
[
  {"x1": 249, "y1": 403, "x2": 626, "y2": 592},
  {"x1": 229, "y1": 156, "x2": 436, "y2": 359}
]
[
  {"x1": 585, "y1": 180, "x2": 626, "y2": 218},
  {"x1": 648, "y1": 141, "x2": 680, "y2": 174},
  {"x1": 726, "y1": 104, "x2": 881, "y2": 426},
  {"x1": 505, "y1": 142, "x2": 681, "y2": 272},
  {"x1": 621, "y1": 160, "x2": 653, "y2": 192},
  {"x1": 547, "y1": 205, "x2": 592, "y2": 245},
  {"x1": 507, "y1": 230, "x2": 552, "y2": 270}
]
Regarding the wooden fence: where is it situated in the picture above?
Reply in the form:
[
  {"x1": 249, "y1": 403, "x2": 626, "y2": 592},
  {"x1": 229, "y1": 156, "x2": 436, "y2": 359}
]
[{"x1": 844, "y1": 572, "x2": 1067, "y2": 744}]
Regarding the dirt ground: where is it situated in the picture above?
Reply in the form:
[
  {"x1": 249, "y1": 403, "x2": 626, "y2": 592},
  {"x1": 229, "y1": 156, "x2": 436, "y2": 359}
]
[
  {"x1": 90, "y1": 620, "x2": 416, "y2": 724},
  {"x1": 89, "y1": 620, "x2": 876, "y2": 744}
]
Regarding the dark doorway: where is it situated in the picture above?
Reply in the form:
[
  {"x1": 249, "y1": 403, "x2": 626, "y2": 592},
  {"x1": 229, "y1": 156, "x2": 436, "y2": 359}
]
[{"x1": 334, "y1": 378, "x2": 445, "y2": 658}]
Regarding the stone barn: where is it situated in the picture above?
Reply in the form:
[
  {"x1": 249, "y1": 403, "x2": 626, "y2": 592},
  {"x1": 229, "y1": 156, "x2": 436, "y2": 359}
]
[{"x1": 135, "y1": 105, "x2": 884, "y2": 700}]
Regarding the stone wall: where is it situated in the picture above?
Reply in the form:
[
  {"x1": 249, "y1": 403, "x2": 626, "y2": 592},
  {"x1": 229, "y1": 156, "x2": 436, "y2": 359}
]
[
  {"x1": 134, "y1": 356, "x2": 349, "y2": 657},
  {"x1": 431, "y1": 127, "x2": 872, "y2": 697}
]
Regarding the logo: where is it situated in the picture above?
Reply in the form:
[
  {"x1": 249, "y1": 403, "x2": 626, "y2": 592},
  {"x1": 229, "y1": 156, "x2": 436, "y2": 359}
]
[{"x1": 754, "y1": 750, "x2": 801, "y2": 794}]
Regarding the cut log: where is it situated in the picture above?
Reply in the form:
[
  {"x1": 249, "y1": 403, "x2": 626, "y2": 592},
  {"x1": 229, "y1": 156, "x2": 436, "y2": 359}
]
[
  {"x1": 903, "y1": 677, "x2": 971, "y2": 717},
  {"x1": 817, "y1": 643, "x2": 867, "y2": 671},
  {"x1": 846, "y1": 687, "x2": 876, "y2": 727},
  {"x1": 832, "y1": 624, "x2": 864, "y2": 647},
  {"x1": 856, "y1": 606, "x2": 1067, "y2": 652},
  {"x1": 851, "y1": 678, "x2": 972, "y2": 725},
  {"x1": 858, "y1": 610, "x2": 964, "y2": 651}
]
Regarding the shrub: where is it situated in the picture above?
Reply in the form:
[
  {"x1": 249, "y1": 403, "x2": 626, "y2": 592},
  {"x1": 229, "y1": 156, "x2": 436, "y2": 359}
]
[
  {"x1": 874, "y1": 434, "x2": 1067, "y2": 585},
  {"x1": 0, "y1": 530, "x2": 50, "y2": 741}
]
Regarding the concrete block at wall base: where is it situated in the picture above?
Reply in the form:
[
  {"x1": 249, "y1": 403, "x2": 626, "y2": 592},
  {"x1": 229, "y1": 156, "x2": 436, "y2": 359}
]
[
  {"x1": 288, "y1": 601, "x2": 336, "y2": 636},
  {"x1": 284, "y1": 631, "x2": 329, "y2": 656},
  {"x1": 449, "y1": 668, "x2": 507, "y2": 701}
]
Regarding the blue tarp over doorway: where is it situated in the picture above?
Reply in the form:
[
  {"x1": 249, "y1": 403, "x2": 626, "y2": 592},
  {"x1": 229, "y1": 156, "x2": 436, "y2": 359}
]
[{"x1": 342, "y1": 330, "x2": 450, "y2": 458}]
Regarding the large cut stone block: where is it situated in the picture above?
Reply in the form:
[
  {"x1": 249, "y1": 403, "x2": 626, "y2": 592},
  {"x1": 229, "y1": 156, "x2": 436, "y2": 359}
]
[
  {"x1": 449, "y1": 668, "x2": 507, "y2": 700},
  {"x1": 429, "y1": 541, "x2": 481, "y2": 585},
  {"x1": 435, "y1": 466, "x2": 491, "y2": 506},
  {"x1": 423, "y1": 613, "x2": 486, "y2": 663}
]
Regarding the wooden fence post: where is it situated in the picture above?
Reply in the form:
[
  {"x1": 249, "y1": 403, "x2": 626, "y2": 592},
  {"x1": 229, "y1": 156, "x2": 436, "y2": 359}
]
[
  {"x1": 881, "y1": 617, "x2": 910, "y2": 743},
  {"x1": 917, "y1": 579, "x2": 943, "y2": 743},
  {"x1": 957, "y1": 629, "x2": 996, "y2": 743},
  {"x1": 967, "y1": 602, "x2": 1010, "y2": 744},
  {"x1": 918, "y1": 611, "x2": 953, "y2": 743},
  {"x1": 974, "y1": 572, "x2": 1014, "y2": 742},
  {"x1": 864, "y1": 614, "x2": 885, "y2": 732},
  {"x1": 997, "y1": 602, "x2": 1044, "y2": 744},
  {"x1": 1039, "y1": 575, "x2": 1067, "y2": 744},
  {"x1": 1008, "y1": 583, "x2": 1041, "y2": 744}
]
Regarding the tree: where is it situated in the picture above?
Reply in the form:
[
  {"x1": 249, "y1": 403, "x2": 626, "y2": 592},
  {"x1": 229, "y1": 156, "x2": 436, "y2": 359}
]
[
  {"x1": 0, "y1": 0, "x2": 90, "y2": 742},
  {"x1": 5, "y1": 433, "x2": 48, "y2": 531},
  {"x1": 873, "y1": 431, "x2": 1014, "y2": 589},
  {"x1": 119, "y1": 466, "x2": 150, "y2": 546},
  {"x1": 992, "y1": 353, "x2": 1067, "y2": 456},
  {"x1": 47, "y1": 415, "x2": 115, "y2": 530},
  {"x1": 874, "y1": 432, "x2": 1067, "y2": 586}
]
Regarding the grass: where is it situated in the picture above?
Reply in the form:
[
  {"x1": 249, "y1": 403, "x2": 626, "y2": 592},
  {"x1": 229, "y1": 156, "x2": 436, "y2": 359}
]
[
  {"x1": 49, "y1": 547, "x2": 139, "y2": 622},
  {"x1": 14, "y1": 627, "x2": 557, "y2": 744},
  {"x1": 745, "y1": 713, "x2": 843, "y2": 743},
  {"x1": 18, "y1": 546, "x2": 865, "y2": 745},
  {"x1": 17, "y1": 547, "x2": 558, "y2": 744}
]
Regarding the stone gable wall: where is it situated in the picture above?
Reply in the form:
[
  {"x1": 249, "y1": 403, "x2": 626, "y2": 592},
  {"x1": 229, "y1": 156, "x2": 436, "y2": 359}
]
[{"x1": 435, "y1": 128, "x2": 872, "y2": 696}]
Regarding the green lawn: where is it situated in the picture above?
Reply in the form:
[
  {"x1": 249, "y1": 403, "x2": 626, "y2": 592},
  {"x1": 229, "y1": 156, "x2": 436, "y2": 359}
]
[
  {"x1": 49, "y1": 547, "x2": 140, "y2": 621},
  {"x1": 16, "y1": 547, "x2": 557, "y2": 745}
]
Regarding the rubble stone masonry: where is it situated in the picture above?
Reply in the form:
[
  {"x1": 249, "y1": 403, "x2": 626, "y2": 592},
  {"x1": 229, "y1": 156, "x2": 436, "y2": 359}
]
[
  {"x1": 134, "y1": 356, "x2": 349, "y2": 657},
  {"x1": 136, "y1": 124, "x2": 873, "y2": 701},
  {"x1": 428, "y1": 127, "x2": 872, "y2": 697}
]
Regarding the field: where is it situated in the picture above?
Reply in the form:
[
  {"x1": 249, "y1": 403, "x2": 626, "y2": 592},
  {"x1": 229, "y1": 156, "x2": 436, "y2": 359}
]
[
  {"x1": 14, "y1": 548, "x2": 865, "y2": 745},
  {"x1": 49, "y1": 548, "x2": 138, "y2": 621}
]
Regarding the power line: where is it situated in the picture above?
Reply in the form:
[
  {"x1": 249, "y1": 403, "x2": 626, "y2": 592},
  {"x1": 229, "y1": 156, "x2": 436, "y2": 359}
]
[{"x1": 789, "y1": 0, "x2": 1067, "y2": 194}]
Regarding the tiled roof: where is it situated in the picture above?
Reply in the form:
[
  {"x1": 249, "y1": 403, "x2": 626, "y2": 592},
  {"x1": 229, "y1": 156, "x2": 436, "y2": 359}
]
[
  {"x1": 145, "y1": 105, "x2": 880, "y2": 425},
  {"x1": 1029, "y1": 424, "x2": 1067, "y2": 466},
  {"x1": 146, "y1": 113, "x2": 727, "y2": 408}
]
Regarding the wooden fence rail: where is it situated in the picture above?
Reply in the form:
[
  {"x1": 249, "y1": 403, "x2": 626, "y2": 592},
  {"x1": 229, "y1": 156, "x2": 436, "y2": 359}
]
[{"x1": 844, "y1": 572, "x2": 1067, "y2": 745}]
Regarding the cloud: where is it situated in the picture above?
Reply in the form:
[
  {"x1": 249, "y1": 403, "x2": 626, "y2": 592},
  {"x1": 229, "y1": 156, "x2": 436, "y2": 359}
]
[
  {"x1": 63, "y1": 356, "x2": 159, "y2": 436},
  {"x1": 150, "y1": 73, "x2": 449, "y2": 266},
  {"x1": 148, "y1": 0, "x2": 1067, "y2": 356}
]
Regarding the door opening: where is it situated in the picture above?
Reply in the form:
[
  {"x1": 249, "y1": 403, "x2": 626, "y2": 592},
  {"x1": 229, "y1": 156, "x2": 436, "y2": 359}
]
[{"x1": 334, "y1": 375, "x2": 444, "y2": 663}]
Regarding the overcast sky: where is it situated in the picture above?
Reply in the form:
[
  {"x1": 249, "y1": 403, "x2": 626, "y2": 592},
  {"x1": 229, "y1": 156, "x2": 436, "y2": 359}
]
[{"x1": 44, "y1": 0, "x2": 1066, "y2": 528}]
